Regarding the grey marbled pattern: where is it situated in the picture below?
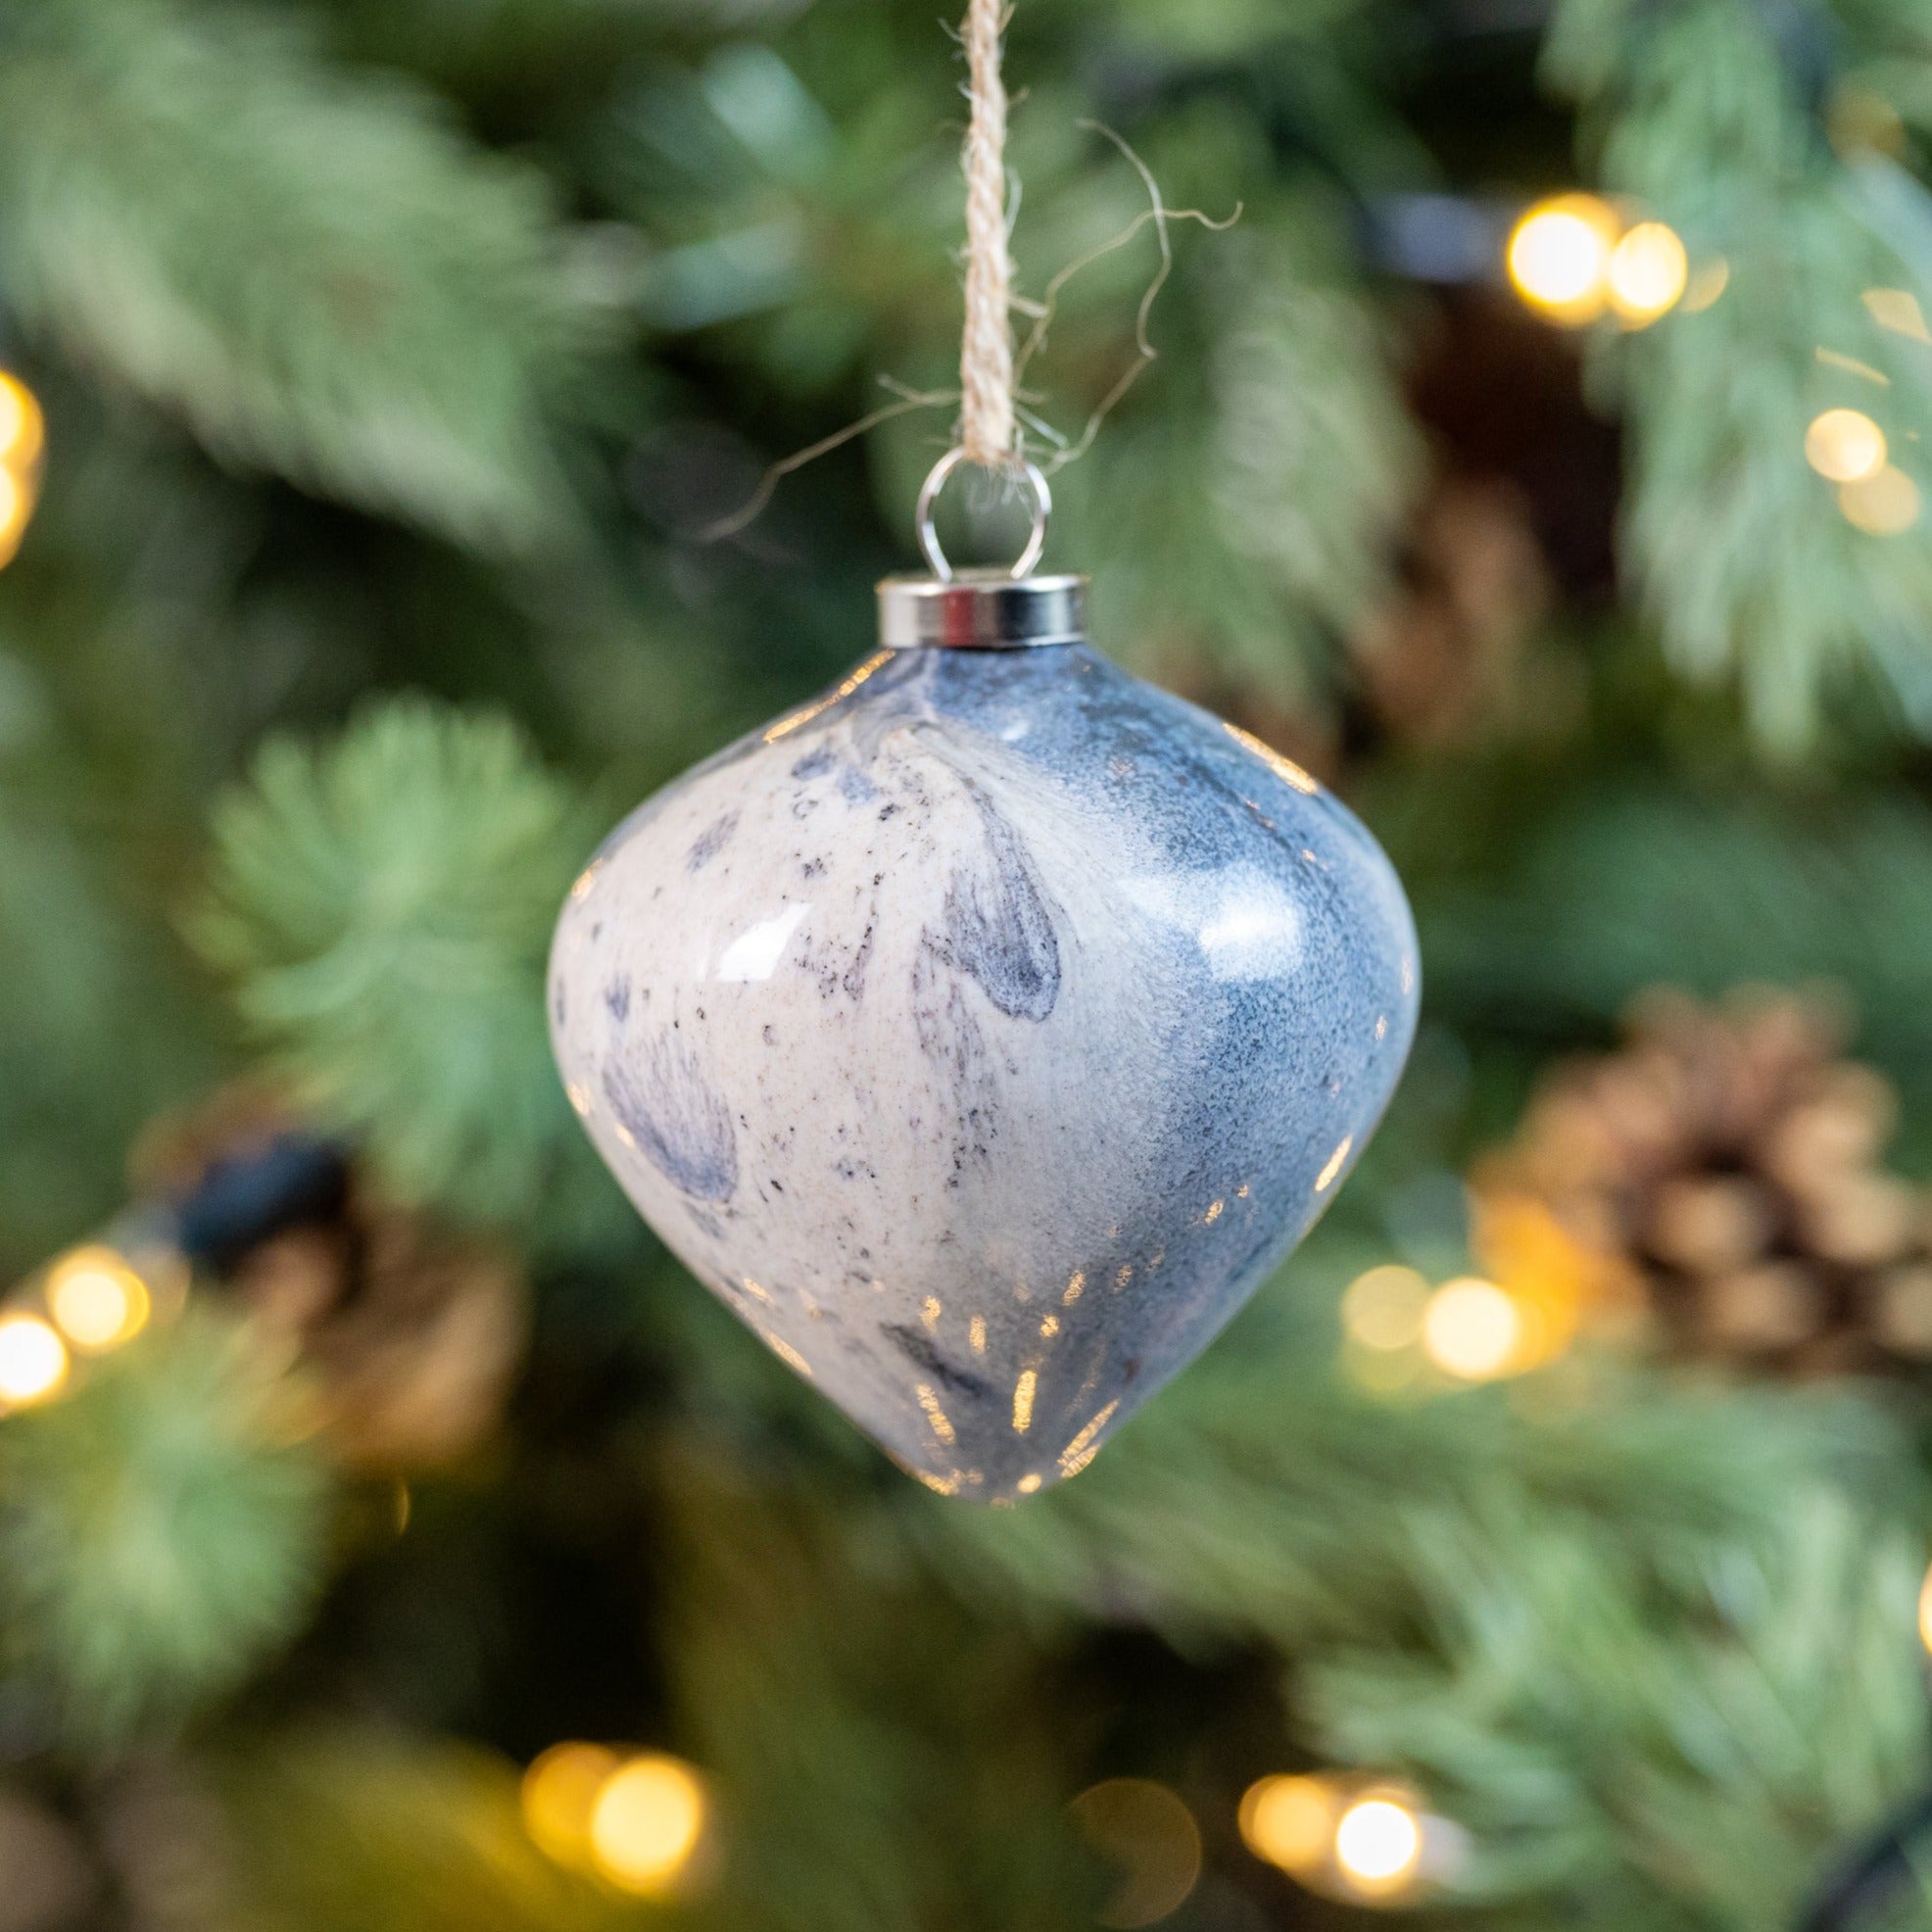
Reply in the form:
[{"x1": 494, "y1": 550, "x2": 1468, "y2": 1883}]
[{"x1": 549, "y1": 642, "x2": 1419, "y2": 1501}]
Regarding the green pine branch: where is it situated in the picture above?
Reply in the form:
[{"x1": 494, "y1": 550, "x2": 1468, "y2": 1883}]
[
  {"x1": 1306, "y1": 1493, "x2": 1930, "y2": 1929},
  {"x1": 1411, "y1": 781, "x2": 1932, "y2": 1112},
  {"x1": 0, "y1": 0, "x2": 607, "y2": 552},
  {"x1": 1547, "y1": 0, "x2": 1932, "y2": 749},
  {"x1": 192, "y1": 699, "x2": 585, "y2": 1224},
  {"x1": 0, "y1": 1309, "x2": 329, "y2": 1759},
  {"x1": 1053, "y1": 218, "x2": 1422, "y2": 702},
  {"x1": 0, "y1": 791, "x2": 220, "y2": 1274}
]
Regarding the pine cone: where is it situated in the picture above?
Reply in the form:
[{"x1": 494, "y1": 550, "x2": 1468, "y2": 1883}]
[
  {"x1": 1473, "y1": 988, "x2": 1932, "y2": 1377},
  {"x1": 132, "y1": 1089, "x2": 527, "y2": 1472}
]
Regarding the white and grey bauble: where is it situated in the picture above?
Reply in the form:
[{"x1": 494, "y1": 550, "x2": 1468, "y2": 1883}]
[{"x1": 549, "y1": 569, "x2": 1419, "y2": 1502}]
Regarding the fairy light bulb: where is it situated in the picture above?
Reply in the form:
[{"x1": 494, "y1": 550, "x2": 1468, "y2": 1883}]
[
  {"x1": 1682, "y1": 258, "x2": 1729, "y2": 313},
  {"x1": 1239, "y1": 1774, "x2": 1336, "y2": 1875},
  {"x1": 1241, "y1": 1772, "x2": 1455, "y2": 1906},
  {"x1": 521, "y1": 1742, "x2": 619, "y2": 1866},
  {"x1": 1806, "y1": 409, "x2": 1888, "y2": 484},
  {"x1": 1507, "y1": 195, "x2": 1620, "y2": 324},
  {"x1": 1333, "y1": 1795, "x2": 1425, "y2": 1894},
  {"x1": 0, "y1": 373, "x2": 44, "y2": 475},
  {"x1": 1341, "y1": 1265, "x2": 1430, "y2": 1353},
  {"x1": 1422, "y1": 1278, "x2": 1522, "y2": 1380},
  {"x1": 0, "y1": 371, "x2": 45, "y2": 571},
  {"x1": 1606, "y1": 221, "x2": 1688, "y2": 325},
  {"x1": 1918, "y1": 1562, "x2": 1932, "y2": 1653},
  {"x1": 46, "y1": 1246, "x2": 151, "y2": 1353},
  {"x1": 0, "y1": 1315, "x2": 69, "y2": 1408},
  {"x1": 587, "y1": 1752, "x2": 707, "y2": 1895},
  {"x1": 1840, "y1": 465, "x2": 1921, "y2": 536}
]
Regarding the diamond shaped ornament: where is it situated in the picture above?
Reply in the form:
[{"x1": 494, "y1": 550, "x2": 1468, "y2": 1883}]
[{"x1": 549, "y1": 568, "x2": 1418, "y2": 1501}]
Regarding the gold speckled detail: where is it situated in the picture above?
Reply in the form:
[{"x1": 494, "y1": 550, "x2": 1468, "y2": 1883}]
[
  {"x1": 761, "y1": 1331, "x2": 813, "y2": 1378},
  {"x1": 1223, "y1": 720, "x2": 1320, "y2": 794},
  {"x1": 1012, "y1": 1370, "x2": 1038, "y2": 1434},
  {"x1": 763, "y1": 651, "x2": 894, "y2": 743},
  {"x1": 1058, "y1": 1400, "x2": 1118, "y2": 1475},
  {"x1": 915, "y1": 1383, "x2": 956, "y2": 1444},
  {"x1": 1314, "y1": 1135, "x2": 1354, "y2": 1193}
]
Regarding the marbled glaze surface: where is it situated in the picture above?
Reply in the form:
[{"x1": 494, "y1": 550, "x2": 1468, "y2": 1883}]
[{"x1": 550, "y1": 643, "x2": 1419, "y2": 1501}]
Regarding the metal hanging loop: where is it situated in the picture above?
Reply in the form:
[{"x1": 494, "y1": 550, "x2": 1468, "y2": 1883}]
[{"x1": 915, "y1": 448, "x2": 1051, "y2": 582}]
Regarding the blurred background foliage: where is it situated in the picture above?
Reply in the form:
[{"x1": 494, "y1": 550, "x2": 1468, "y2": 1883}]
[{"x1": 4, "y1": 0, "x2": 1932, "y2": 1927}]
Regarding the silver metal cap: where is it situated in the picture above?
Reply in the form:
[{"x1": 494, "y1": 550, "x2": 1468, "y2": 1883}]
[{"x1": 877, "y1": 571, "x2": 1087, "y2": 650}]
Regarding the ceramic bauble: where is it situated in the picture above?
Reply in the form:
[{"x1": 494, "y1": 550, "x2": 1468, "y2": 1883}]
[{"x1": 550, "y1": 569, "x2": 1418, "y2": 1501}]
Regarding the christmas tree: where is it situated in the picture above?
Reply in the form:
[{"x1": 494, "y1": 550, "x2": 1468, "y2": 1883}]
[{"x1": 3, "y1": 0, "x2": 1932, "y2": 1927}]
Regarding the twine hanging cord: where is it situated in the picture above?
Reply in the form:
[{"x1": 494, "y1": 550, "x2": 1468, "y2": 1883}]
[
  {"x1": 926, "y1": 0, "x2": 1043, "y2": 580},
  {"x1": 957, "y1": 0, "x2": 1017, "y2": 467},
  {"x1": 698, "y1": 10, "x2": 1237, "y2": 545},
  {"x1": 931, "y1": 39, "x2": 1241, "y2": 576}
]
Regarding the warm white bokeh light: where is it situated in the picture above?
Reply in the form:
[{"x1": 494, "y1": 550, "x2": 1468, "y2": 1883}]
[
  {"x1": 1839, "y1": 464, "x2": 1921, "y2": 536},
  {"x1": 1341, "y1": 1265, "x2": 1431, "y2": 1352},
  {"x1": 588, "y1": 1752, "x2": 707, "y2": 1895},
  {"x1": 1422, "y1": 1278, "x2": 1522, "y2": 1380},
  {"x1": 1682, "y1": 258, "x2": 1730, "y2": 313},
  {"x1": 1607, "y1": 221, "x2": 1688, "y2": 324},
  {"x1": 1507, "y1": 195, "x2": 1619, "y2": 323},
  {"x1": 46, "y1": 1247, "x2": 151, "y2": 1353},
  {"x1": 0, "y1": 1316, "x2": 70, "y2": 1408},
  {"x1": 1239, "y1": 1774, "x2": 1335, "y2": 1875},
  {"x1": 1333, "y1": 1796, "x2": 1425, "y2": 1891},
  {"x1": 1806, "y1": 408, "x2": 1888, "y2": 484},
  {"x1": 1865, "y1": 287, "x2": 1931, "y2": 344},
  {"x1": 1070, "y1": 1778, "x2": 1203, "y2": 1927},
  {"x1": 0, "y1": 373, "x2": 44, "y2": 473},
  {"x1": 521, "y1": 1741, "x2": 619, "y2": 1866}
]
